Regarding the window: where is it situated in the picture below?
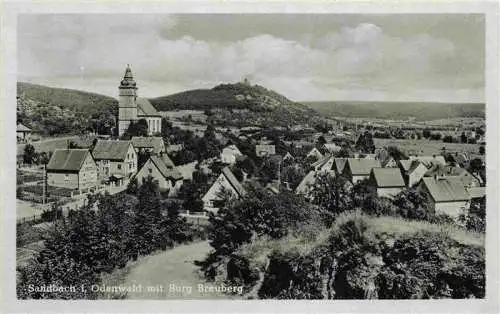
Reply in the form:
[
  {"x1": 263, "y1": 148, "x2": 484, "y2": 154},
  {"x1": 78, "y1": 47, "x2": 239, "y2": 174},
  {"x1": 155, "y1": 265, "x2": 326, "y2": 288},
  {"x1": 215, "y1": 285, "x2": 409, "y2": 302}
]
[
  {"x1": 64, "y1": 174, "x2": 69, "y2": 181},
  {"x1": 148, "y1": 168, "x2": 153, "y2": 174},
  {"x1": 117, "y1": 164, "x2": 122, "y2": 170},
  {"x1": 129, "y1": 164, "x2": 132, "y2": 170}
]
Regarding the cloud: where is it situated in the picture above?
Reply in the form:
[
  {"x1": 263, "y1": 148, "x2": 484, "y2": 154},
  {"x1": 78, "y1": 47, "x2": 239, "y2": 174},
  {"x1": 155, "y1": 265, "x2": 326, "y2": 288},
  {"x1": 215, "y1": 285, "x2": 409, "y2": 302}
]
[{"x1": 18, "y1": 15, "x2": 483, "y2": 102}]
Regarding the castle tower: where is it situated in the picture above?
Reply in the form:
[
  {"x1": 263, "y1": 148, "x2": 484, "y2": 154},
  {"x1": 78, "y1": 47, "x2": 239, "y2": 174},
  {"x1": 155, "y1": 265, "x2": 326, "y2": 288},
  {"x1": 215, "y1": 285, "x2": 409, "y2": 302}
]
[{"x1": 118, "y1": 64, "x2": 138, "y2": 137}]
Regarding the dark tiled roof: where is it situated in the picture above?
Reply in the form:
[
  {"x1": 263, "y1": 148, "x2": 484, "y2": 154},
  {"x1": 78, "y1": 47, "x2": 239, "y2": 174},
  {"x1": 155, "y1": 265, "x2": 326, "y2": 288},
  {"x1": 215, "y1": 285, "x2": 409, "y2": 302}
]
[
  {"x1": 421, "y1": 177, "x2": 470, "y2": 202},
  {"x1": 346, "y1": 158, "x2": 381, "y2": 176},
  {"x1": 137, "y1": 97, "x2": 160, "y2": 117},
  {"x1": 47, "y1": 149, "x2": 90, "y2": 172},
  {"x1": 150, "y1": 155, "x2": 183, "y2": 181},
  {"x1": 92, "y1": 140, "x2": 131, "y2": 161},
  {"x1": 371, "y1": 168, "x2": 405, "y2": 188},
  {"x1": 222, "y1": 167, "x2": 245, "y2": 197},
  {"x1": 131, "y1": 136, "x2": 165, "y2": 154}
]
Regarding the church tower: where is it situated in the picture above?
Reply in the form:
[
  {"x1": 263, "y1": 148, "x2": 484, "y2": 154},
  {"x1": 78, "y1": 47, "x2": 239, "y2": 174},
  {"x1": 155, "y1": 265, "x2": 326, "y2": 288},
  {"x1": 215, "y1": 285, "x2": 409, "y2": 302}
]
[{"x1": 118, "y1": 64, "x2": 138, "y2": 137}]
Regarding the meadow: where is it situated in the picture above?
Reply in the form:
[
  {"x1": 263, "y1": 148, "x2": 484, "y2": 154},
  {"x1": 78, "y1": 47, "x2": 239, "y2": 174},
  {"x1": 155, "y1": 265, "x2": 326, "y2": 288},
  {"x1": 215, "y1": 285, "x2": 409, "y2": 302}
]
[{"x1": 374, "y1": 138, "x2": 483, "y2": 157}]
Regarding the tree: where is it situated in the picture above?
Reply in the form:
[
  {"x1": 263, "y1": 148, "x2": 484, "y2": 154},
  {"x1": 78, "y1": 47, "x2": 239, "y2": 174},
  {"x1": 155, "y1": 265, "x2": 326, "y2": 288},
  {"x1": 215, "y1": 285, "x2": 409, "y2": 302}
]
[
  {"x1": 460, "y1": 132, "x2": 468, "y2": 143},
  {"x1": 443, "y1": 135, "x2": 454, "y2": 143},
  {"x1": 479, "y1": 145, "x2": 485, "y2": 155},
  {"x1": 392, "y1": 188, "x2": 431, "y2": 220},
  {"x1": 121, "y1": 119, "x2": 148, "y2": 139},
  {"x1": 386, "y1": 146, "x2": 408, "y2": 161},
  {"x1": 355, "y1": 132, "x2": 375, "y2": 154},
  {"x1": 316, "y1": 136, "x2": 327, "y2": 148},
  {"x1": 309, "y1": 173, "x2": 353, "y2": 217},
  {"x1": 422, "y1": 129, "x2": 431, "y2": 139},
  {"x1": 23, "y1": 144, "x2": 36, "y2": 164}
]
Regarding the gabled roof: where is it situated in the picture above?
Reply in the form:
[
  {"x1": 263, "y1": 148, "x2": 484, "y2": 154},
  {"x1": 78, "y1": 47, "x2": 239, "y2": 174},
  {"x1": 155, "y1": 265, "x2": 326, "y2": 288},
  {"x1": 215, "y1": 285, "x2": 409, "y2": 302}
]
[
  {"x1": 421, "y1": 177, "x2": 470, "y2": 202},
  {"x1": 408, "y1": 160, "x2": 426, "y2": 173},
  {"x1": 295, "y1": 170, "x2": 316, "y2": 195},
  {"x1": 136, "y1": 97, "x2": 161, "y2": 117},
  {"x1": 221, "y1": 167, "x2": 246, "y2": 197},
  {"x1": 346, "y1": 158, "x2": 381, "y2": 176},
  {"x1": 47, "y1": 149, "x2": 91, "y2": 172},
  {"x1": 131, "y1": 136, "x2": 165, "y2": 154},
  {"x1": 17, "y1": 123, "x2": 31, "y2": 132},
  {"x1": 398, "y1": 159, "x2": 412, "y2": 172},
  {"x1": 334, "y1": 158, "x2": 347, "y2": 173},
  {"x1": 306, "y1": 147, "x2": 323, "y2": 157},
  {"x1": 149, "y1": 155, "x2": 182, "y2": 181},
  {"x1": 92, "y1": 140, "x2": 132, "y2": 161},
  {"x1": 370, "y1": 168, "x2": 405, "y2": 188},
  {"x1": 222, "y1": 145, "x2": 243, "y2": 156}
]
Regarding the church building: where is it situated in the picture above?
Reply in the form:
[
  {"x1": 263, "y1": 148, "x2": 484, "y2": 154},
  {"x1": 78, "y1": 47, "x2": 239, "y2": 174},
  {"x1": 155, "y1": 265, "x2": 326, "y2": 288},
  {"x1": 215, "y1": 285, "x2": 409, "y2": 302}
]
[{"x1": 118, "y1": 65, "x2": 162, "y2": 137}]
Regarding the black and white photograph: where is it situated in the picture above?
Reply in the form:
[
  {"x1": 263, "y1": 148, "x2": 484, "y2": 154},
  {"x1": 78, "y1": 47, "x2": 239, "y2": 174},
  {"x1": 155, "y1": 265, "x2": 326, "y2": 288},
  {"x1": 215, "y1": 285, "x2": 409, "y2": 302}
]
[{"x1": 2, "y1": 1, "x2": 499, "y2": 312}]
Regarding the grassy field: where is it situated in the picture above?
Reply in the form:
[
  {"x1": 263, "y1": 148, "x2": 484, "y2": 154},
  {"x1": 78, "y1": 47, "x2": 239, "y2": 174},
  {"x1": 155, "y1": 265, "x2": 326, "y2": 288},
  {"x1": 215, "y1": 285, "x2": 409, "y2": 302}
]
[
  {"x1": 374, "y1": 138, "x2": 482, "y2": 157},
  {"x1": 17, "y1": 136, "x2": 77, "y2": 156}
]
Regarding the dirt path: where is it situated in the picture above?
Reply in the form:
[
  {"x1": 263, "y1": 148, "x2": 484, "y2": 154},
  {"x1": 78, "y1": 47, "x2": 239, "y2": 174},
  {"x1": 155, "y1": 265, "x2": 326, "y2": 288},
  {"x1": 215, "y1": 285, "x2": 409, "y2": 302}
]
[{"x1": 118, "y1": 241, "x2": 239, "y2": 300}]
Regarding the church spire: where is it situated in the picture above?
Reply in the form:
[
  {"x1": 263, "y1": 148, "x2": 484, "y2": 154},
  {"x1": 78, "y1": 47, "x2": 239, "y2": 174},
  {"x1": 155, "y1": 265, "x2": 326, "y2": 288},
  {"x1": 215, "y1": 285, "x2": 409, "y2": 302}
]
[{"x1": 120, "y1": 64, "x2": 136, "y2": 88}]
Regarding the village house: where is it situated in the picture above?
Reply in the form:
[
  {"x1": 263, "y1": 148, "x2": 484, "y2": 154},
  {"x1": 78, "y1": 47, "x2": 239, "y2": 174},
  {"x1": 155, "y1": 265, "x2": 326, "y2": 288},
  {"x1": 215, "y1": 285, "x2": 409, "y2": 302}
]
[
  {"x1": 342, "y1": 158, "x2": 381, "y2": 184},
  {"x1": 220, "y1": 145, "x2": 243, "y2": 165},
  {"x1": 426, "y1": 165, "x2": 480, "y2": 187},
  {"x1": 256, "y1": 144, "x2": 276, "y2": 157},
  {"x1": 135, "y1": 155, "x2": 183, "y2": 195},
  {"x1": 17, "y1": 123, "x2": 32, "y2": 143},
  {"x1": 398, "y1": 160, "x2": 428, "y2": 187},
  {"x1": 202, "y1": 167, "x2": 245, "y2": 213},
  {"x1": 306, "y1": 147, "x2": 324, "y2": 160},
  {"x1": 131, "y1": 136, "x2": 166, "y2": 156},
  {"x1": 418, "y1": 177, "x2": 471, "y2": 220},
  {"x1": 91, "y1": 140, "x2": 137, "y2": 186},
  {"x1": 368, "y1": 168, "x2": 406, "y2": 198},
  {"x1": 46, "y1": 149, "x2": 98, "y2": 190},
  {"x1": 322, "y1": 143, "x2": 341, "y2": 154},
  {"x1": 409, "y1": 155, "x2": 446, "y2": 168}
]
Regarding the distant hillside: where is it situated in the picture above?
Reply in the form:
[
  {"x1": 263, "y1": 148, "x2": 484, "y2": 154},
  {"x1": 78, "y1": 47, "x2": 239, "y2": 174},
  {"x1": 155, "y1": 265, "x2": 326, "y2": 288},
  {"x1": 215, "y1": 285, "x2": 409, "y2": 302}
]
[
  {"x1": 17, "y1": 82, "x2": 118, "y2": 117},
  {"x1": 17, "y1": 82, "x2": 118, "y2": 136},
  {"x1": 304, "y1": 101, "x2": 485, "y2": 121},
  {"x1": 150, "y1": 82, "x2": 318, "y2": 127}
]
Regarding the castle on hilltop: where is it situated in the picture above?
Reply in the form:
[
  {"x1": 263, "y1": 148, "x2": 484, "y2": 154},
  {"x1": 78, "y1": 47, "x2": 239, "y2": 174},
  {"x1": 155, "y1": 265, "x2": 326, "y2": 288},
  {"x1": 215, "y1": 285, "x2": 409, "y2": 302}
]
[{"x1": 118, "y1": 64, "x2": 162, "y2": 137}]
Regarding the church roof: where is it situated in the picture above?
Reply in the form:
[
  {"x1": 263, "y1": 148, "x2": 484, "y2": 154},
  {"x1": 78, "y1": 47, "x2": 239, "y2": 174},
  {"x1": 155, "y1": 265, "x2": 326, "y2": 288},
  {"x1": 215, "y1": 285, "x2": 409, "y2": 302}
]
[{"x1": 137, "y1": 97, "x2": 160, "y2": 117}]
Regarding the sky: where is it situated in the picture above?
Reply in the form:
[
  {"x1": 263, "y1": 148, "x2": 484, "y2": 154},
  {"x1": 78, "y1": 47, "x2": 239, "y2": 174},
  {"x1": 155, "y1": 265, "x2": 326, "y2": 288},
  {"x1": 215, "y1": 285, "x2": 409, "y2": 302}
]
[{"x1": 17, "y1": 14, "x2": 485, "y2": 102}]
